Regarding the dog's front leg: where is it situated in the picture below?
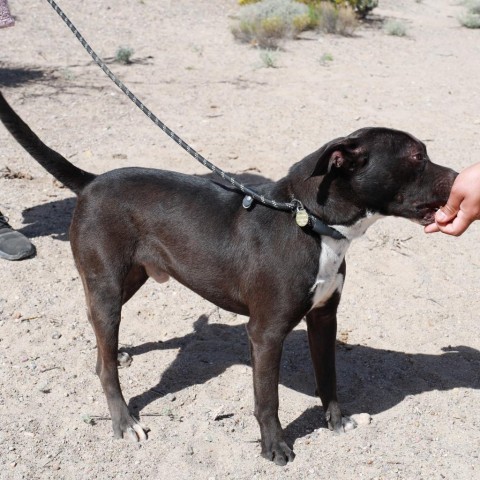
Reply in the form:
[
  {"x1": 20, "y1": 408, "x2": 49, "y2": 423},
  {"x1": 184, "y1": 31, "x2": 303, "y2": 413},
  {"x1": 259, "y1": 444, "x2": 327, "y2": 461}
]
[
  {"x1": 306, "y1": 293, "x2": 357, "y2": 433},
  {"x1": 247, "y1": 319, "x2": 295, "y2": 466}
]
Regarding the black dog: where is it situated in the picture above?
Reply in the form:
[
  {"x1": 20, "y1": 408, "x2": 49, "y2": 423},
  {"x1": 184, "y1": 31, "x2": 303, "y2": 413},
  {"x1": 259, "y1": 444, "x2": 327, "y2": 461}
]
[{"x1": 0, "y1": 92, "x2": 457, "y2": 465}]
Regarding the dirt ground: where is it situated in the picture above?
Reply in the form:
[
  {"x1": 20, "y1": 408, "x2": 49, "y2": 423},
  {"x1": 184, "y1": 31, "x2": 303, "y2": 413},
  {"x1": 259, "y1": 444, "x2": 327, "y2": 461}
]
[{"x1": 0, "y1": 0, "x2": 479, "y2": 479}]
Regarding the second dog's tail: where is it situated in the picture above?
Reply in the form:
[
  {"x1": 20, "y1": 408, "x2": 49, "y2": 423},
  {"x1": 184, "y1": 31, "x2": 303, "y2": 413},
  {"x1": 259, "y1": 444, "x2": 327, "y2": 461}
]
[{"x1": 0, "y1": 92, "x2": 96, "y2": 194}]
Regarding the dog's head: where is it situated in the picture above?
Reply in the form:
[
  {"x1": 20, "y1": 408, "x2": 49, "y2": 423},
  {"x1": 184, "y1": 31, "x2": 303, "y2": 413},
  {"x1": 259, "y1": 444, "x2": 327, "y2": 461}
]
[{"x1": 304, "y1": 127, "x2": 457, "y2": 226}]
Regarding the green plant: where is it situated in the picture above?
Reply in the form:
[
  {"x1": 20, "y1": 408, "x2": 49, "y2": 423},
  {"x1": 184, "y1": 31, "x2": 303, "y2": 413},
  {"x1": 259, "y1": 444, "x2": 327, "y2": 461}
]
[
  {"x1": 463, "y1": 0, "x2": 480, "y2": 14},
  {"x1": 115, "y1": 46, "x2": 134, "y2": 64},
  {"x1": 232, "y1": 0, "x2": 310, "y2": 48},
  {"x1": 459, "y1": 0, "x2": 480, "y2": 28},
  {"x1": 259, "y1": 49, "x2": 279, "y2": 67},
  {"x1": 232, "y1": 0, "x2": 362, "y2": 46},
  {"x1": 384, "y1": 19, "x2": 407, "y2": 36},
  {"x1": 351, "y1": 0, "x2": 378, "y2": 18},
  {"x1": 319, "y1": 52, "x2": 334, "y2": 65},
  {"x1": 459, "y1": 12, "x2": 480, "y2": 28}
]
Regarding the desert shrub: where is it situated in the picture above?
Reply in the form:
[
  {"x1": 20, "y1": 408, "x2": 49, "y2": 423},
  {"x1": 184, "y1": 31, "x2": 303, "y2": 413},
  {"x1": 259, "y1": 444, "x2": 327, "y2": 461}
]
[
  {"x1": 259, "y1": 49, "x2": 279, "y2": 67},
  {"x1": 319, "y1": 52, "x2": 334, "y2": 64},
  {"x1": 336, "y1": 5, "x2": 358, "y2": 34},
  {"x1": 463, "y1": 0, "x2": 480, "y2": 14},
  {"x1": 232, "y1": 0, "x2": 310, "y2": 48},
  {"x1": 311, "y1": 2, "x2": 358, "y2": 35},
  {"x1": 115, "y1": 46, "x2": 134, "y2": 64},
  {"x1": 239, "y1": 0, "x2": 378, "y2": 18},
  {"x1": 232, "y1": 0, "x2": 362, "y2": 46},
  {"x1": 351, "y1": 0, "x2": 378, "y2": 18},
  {"x1": 459, "y1": 12, "x2": 480, "y2": 28},
  {"x1": 316, "y1": 2, "x2": 338, "y2": 33},
  {"x1": 384, "y1": 19, "x2": 407, "y2": 36},
  {"x1": 297, "y1": 0, "x2": 378, "y2": 18},
  {"x1": 459, "y1": 0, "x2": 480, "y2": 28}
]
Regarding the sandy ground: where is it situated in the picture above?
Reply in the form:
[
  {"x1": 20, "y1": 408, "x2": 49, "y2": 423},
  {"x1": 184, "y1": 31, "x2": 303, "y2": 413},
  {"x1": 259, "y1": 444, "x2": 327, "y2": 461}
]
[{"x1": 0, "y1": 0, "x2": 479, "y2": 478}]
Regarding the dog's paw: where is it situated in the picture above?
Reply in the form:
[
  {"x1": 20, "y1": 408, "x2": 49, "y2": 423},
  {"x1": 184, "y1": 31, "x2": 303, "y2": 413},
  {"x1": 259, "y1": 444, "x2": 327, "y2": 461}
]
[
  {"x1": 117, "y1": 351, "x2": 133, "y2": 368},
  {"x1": 261, "y1": 440, "x2": 295, "y2": 466},
  {"x1": 113, "y1": 415, "x2": 149, "y2": 442}
]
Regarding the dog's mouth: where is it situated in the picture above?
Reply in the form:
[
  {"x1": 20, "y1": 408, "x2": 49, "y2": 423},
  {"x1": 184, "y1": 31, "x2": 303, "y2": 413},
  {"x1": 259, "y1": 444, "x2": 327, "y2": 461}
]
[{"x1": 412, "y1": 202, "x2": 443, "y2": 226}]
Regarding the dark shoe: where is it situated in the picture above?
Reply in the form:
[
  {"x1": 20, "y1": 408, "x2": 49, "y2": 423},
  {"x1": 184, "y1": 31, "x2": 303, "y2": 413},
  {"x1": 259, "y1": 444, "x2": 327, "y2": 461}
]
[{"x1": 0, "y1": 214, "x2": 35, "y2": 260}]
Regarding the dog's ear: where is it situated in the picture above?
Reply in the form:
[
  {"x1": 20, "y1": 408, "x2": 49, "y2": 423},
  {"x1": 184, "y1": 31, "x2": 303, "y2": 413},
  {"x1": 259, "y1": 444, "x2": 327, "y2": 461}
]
[{"x1": 308, "y1": 136, "x2": 363, "y2": 177}]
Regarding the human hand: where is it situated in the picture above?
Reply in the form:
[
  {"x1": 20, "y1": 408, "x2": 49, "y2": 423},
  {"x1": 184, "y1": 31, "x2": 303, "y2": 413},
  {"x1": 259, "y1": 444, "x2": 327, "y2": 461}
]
[{"x1": 425, "y1": 162, "x2": 480, "y2": 236}]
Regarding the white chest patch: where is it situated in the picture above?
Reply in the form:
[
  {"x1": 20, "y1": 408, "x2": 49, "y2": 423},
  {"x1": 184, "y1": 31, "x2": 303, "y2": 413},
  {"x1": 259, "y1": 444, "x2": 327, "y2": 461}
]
[{"x1": 310, "y1": 212, "x2": 382, "y2": 309}]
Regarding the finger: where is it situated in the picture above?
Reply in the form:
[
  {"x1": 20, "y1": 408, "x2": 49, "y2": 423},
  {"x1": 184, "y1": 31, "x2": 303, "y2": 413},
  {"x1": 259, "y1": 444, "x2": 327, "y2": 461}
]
[
  {"x1": 435, "y1": 203, "x2": 458, "y2": 224},
  {"x1": 424, "y1": 223, "x2": 440, "y2": 234},
  {"x1": 435, "y1": 190, "x2": 464, "y2": 224},
  {"x1": 437, "y1": 214, "x2": 472, "y2": 236}
]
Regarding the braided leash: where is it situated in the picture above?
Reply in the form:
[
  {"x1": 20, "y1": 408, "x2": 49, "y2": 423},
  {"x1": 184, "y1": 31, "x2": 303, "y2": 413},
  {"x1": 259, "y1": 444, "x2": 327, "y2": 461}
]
[
  {"x1": 44, "y1": 0, "x2": 345, "y2": 239},
  {"x1": 44, "y1": 0, "x2": 293, "y2": 212}
]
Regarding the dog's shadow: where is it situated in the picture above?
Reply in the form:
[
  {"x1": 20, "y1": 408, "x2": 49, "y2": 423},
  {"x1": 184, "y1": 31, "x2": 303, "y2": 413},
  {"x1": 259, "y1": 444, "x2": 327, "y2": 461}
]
[
  {"x1": 125, "y1": 314, "x2": 480, "y2": 445},
  {"x1": 17, "y1": 197, "x2": 76, "y2": 241}
]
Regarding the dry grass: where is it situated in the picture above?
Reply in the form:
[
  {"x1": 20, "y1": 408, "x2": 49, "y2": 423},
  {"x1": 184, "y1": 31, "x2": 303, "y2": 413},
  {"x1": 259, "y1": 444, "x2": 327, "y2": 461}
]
[
  {"x1": 232, "y1": 0, "x2": 310, "y2": 48},
  {"x1": 232, "y1": 0, "x2": 358, "y2": 48}
]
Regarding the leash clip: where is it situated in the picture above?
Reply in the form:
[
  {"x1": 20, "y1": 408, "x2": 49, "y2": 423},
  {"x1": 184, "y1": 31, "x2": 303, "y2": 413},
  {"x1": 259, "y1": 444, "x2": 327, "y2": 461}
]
[{"x1": 242, "y1": 195, "x2": 254, "y2": 209}]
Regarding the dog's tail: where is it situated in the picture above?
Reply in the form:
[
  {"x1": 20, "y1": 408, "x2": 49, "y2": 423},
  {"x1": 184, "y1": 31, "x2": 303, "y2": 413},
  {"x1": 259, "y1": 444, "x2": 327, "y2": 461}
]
[{"x1": 0, "y1": 92, "x2": 96, "y2": 194}]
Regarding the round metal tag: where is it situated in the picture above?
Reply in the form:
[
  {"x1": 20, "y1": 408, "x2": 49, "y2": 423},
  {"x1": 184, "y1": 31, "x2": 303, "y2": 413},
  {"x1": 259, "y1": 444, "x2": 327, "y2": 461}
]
[{"x1": 295, "y1": 209, "x2": 309, "y2": 227}]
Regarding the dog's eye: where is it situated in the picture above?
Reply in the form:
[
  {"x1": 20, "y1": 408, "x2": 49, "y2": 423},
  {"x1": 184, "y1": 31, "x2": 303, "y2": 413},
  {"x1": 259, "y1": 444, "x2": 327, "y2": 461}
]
[{"x1": 412, "y1": 153, "x2": 427, "y2": 172}]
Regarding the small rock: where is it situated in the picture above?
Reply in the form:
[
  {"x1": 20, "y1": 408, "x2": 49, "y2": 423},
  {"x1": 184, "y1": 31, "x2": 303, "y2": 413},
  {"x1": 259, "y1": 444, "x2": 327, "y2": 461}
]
[
  {"x1": 351, "y1": 413, "x2": 372, "y2": 426},
  {"x1": 51, "y1": 331, "x2": 62, "y2": 340},
  {"x1": 117, "y1": 352, "x2": 132, "y2": 368},
  {"x1": 165, "y1": 393, "x2": 176, "y2": 402},
  {"x1": 211, "y1": 405, "x2": 226, "y2": 421},
  {"x1": 81, "y1": 414, "x2": 96, "y2": 426},
  {"x1": 38, "y1": 384, "x2": 51, "y2": 394}
]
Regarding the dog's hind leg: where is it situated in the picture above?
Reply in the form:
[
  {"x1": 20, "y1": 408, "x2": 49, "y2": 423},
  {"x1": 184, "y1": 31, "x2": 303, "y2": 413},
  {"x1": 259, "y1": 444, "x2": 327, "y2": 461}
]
[
  {"x1": 116, "y1": 265, "x2": 149, "y2": 369},
  {"x1": 82, "y1": 267, "x2": 148, "y2": 441},
  {"x1": 306, "y1": 292, "x2": 357, "y2": 433}
]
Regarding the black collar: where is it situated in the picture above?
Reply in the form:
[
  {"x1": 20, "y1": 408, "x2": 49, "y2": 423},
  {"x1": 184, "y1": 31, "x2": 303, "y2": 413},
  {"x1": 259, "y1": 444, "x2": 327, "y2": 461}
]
[
  {"x1": 242, "y1": 194, "x2": 346, "y2": 240},
  {"x1": 308, "y1": 214, "x2": 346, "y2": 240}
]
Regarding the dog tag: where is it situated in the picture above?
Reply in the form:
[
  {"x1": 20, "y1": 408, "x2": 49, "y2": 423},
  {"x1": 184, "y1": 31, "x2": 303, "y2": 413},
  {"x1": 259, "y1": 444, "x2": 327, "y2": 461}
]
[{"x1": 295, "y1": 208, "x2": 309, "y2": 227}]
